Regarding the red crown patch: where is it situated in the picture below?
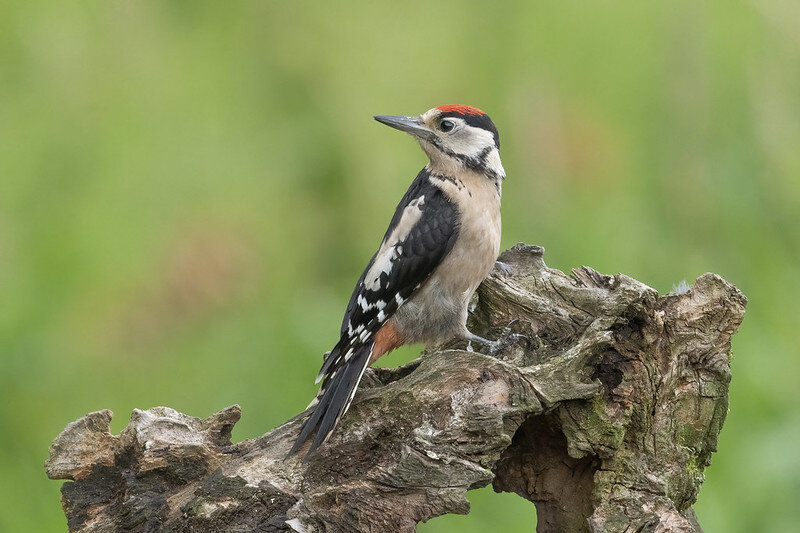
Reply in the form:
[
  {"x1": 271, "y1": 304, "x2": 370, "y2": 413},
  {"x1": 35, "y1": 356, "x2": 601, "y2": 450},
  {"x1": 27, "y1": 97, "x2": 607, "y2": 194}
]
[{"x1": 436, "y1": 104, "x2": 486, "y2": 116}]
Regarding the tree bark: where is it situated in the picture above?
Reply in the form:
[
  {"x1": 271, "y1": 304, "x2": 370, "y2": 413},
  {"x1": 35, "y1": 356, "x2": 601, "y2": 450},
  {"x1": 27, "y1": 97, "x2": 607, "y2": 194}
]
[{"x1": 46, "y1": 244, "x2": 746, "y2": 532}]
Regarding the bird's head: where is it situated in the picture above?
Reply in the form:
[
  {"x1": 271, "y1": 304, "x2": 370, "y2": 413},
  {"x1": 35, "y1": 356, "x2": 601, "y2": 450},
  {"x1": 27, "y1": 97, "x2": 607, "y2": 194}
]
[{"x1": 374, "y1": 105, "x2": 504, "y2": 180}]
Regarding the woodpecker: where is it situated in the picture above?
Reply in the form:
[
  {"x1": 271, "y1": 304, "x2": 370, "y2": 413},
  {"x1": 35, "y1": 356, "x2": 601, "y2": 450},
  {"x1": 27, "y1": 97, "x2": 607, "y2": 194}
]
[{"x1": 289, "y1": 104, "x2": 506, "y2": 458}]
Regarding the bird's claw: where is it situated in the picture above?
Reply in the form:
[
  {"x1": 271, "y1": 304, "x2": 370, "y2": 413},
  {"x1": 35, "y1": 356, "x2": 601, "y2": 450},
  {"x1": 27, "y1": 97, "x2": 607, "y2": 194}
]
[
  {"x1": 492, "y1": 320, "x2": 531, "y2": 356},
  {"x1": 494, "y1": 261, "x2": 513, "y2": 277},
  {"x1": 499, "y1": 318, "x2": 518, "y2": 339}
]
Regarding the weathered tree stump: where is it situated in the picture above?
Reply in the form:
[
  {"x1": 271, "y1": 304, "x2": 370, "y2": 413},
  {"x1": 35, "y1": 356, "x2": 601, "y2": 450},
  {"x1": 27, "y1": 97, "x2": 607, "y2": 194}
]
[{"x1": 46, "y1": 244, "x2": 746, "y2": 532}]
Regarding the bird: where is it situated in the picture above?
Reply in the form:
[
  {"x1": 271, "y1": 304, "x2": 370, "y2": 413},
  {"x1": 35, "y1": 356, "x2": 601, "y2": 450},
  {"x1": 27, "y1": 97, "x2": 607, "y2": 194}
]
[{"x1": 289, "y1": 104, "x2": 508, "y2": 458}]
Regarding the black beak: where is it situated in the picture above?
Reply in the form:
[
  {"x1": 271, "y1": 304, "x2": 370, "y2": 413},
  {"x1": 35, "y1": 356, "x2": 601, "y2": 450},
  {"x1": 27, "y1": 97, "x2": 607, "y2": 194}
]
[{"x1": 374, "y1": 115, "x2": 435, "y2": 142}]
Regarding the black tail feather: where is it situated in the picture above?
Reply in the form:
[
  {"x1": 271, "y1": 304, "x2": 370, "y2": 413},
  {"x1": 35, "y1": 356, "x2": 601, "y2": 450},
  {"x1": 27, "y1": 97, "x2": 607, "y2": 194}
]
[{"x1": 288, "y1": 342, "x2": 373, "y2": 459}]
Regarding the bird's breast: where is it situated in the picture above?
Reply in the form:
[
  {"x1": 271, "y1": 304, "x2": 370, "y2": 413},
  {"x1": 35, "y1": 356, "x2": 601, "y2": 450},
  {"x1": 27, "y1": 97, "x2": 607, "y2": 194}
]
[
  {"x1": 391, "y1": 171, "x2": 501, "y2": 344},
  {"x1": 439, "y1": 182, "x2": 501, "y2": 295},
  {"x1": 422, "y1": 171, "x2": 501, "y2": 303}
]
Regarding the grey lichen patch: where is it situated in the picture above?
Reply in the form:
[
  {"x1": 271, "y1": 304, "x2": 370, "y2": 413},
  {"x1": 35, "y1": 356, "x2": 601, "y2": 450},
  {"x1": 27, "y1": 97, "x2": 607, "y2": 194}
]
[{"x1": 46, "y1": 244, "x2": 745, "y2": 533}]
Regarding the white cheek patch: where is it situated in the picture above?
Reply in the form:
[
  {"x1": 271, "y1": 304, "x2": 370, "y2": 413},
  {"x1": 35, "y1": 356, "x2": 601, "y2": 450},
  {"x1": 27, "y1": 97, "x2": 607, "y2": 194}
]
[
  {"x1": 444, "y1": 126, "x2": 497, "y2": 158},
  {"x1": 363, "y1": 196, "x2": 426, "y2": 290}
]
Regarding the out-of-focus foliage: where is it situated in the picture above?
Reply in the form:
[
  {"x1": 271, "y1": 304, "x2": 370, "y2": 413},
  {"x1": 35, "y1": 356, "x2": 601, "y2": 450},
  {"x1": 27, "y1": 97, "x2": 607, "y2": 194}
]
[{"x1": 1, "y1": 2, "x2": 798, "y2": 531}]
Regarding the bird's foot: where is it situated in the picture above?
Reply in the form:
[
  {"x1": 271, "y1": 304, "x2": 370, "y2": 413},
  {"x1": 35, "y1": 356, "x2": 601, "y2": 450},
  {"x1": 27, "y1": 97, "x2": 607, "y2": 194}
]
[
  {"x1": 494, "y1": 261, "x2": 513, "y2": 277},
  {"x1": 489, "y1": 319, "x2": 530, "y2": 356},
  {"x1": 465, "y1": 320, "x2": 529, "y2": 357}
]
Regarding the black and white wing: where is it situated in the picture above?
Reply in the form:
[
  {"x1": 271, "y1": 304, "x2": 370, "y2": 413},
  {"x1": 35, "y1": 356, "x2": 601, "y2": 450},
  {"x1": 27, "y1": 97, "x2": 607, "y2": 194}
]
[{"x1": 289, "y1": 168, "x2": 459, "y2": 457}]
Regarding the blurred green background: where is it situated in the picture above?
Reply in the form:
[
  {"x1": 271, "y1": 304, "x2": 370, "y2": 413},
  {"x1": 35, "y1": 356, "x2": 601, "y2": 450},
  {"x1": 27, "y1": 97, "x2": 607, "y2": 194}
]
[{"x1": 1, "y1": 1, "x2": 798, "y2": 531}]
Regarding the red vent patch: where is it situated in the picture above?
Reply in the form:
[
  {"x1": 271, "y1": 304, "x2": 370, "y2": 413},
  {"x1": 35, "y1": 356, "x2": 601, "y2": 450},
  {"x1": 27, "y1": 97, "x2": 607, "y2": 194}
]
[{"x1": 436, "y1": 104, "x2": 485, "y2": 116}]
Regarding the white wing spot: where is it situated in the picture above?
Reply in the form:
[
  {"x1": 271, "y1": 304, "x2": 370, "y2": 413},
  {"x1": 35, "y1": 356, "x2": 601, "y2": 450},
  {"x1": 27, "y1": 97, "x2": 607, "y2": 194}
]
[
  {"x1": 356, "y1": 295, "x2": 387, "y2": 312},
  {"x1": 343, "y1": 348, "x2": 354, "y2": 361}
]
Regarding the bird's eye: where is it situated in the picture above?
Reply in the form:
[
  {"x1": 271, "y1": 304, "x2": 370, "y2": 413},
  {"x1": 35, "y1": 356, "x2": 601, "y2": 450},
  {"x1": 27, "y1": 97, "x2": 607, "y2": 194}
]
[{"x1": 440, "y1": 120, "x2": 455, "y2": 132}]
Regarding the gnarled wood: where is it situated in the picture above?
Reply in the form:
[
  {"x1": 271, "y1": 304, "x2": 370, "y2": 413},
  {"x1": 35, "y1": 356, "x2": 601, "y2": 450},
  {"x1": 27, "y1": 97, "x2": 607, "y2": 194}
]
[{"x1": 46, "y1": 244, "x2": 746, "y2": 532}]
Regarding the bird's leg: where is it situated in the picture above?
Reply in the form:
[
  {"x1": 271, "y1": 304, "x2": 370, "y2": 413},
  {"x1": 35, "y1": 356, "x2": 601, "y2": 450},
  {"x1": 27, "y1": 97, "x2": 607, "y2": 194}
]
[
  {"x1": 464, "y1": 319, "x2": 527, "y2": 356},
  {"x1": 464, "y1": 332, "x2": 496, "y2": 350}
]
